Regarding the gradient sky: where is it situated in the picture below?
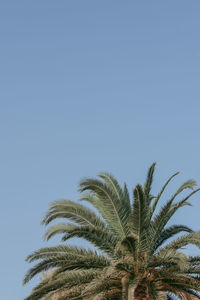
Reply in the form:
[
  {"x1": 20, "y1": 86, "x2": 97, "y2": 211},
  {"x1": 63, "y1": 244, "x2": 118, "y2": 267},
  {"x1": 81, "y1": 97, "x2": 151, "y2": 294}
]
[{"x1": 1, "y1": 1, "x2": 200, "y2": 299}]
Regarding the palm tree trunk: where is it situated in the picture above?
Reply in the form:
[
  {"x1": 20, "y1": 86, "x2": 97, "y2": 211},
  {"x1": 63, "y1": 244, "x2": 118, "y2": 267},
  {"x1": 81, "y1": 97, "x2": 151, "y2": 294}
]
[
  {"x1": 128, "y1": 284, "x2": 137, "y2": 300},
  {"x1": 121, "y1": 276, "x2": 129, "y2": 300},
  {"x1": 122, "y1": 277, "x2": 139, "y2": 300}
]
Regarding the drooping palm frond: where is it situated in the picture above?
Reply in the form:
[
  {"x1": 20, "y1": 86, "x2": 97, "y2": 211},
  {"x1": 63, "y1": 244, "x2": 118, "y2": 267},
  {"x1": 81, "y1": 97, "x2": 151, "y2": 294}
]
[
  {"x1": 151, "y1": 172, "x2": 180, "y2": 215},
  {"x1": 60, "y1": 224, "x2": 118, "y2": 254},
  {"x1": 98, "y1": 172, "x2": 131, "y2": 210},
  {"x1": 24, "y1": 245, "x2": 109, "y2": 285},
  {"x1": 152, "y1": 224, "x2": 193, "y2": 253},
  {"x1": 25, "y1": 269, "x2": 101, "y2": 300},
  {"x1": 24, "y1": 163, "x2": 200, "y2": 300},
  {"x1": 42, "y1": 199, "x2": 118, "y2": 254},
  {"x1": 159, "y1": 231, "x2": 200, "y2": 252},
  {"x1": 79, "y1": 176, "x2": 131, "y2": 238},
  {"x1": 42, "y1": 200, "x2": 107, "y2": 230},
  {"x1": 149, "y1": 187, "x2": 200, "y2": 252}
]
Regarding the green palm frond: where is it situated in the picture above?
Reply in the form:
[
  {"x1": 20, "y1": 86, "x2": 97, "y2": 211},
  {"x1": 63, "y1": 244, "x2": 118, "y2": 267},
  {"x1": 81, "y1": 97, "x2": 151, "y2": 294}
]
[
  {"x1": 149, "y1": 249, "x2": 189, "y2": 272},
  {"x1": 160, "y1": 277, "x2": 200, "y2": 296},
  {"x1": 131, "y1": 184, "x2": 149, "y2": 235},
  {"x1": 26, "y1": 245, "x2": 109, "y2": 265},
  {"x1": 160, "y1": 231, "x2": 200, "y2": 252},
  {"x1": 152, "y1": 224, "x2": 193, "y2": 253},
  {"x1": 151, "y1": 172, "x2": 179, "y2": 215},
  {"x1": 79, "y1": 177, "x2": 130, "y2": 238},
  {"x1": 25, "y1": 269, "x2": 100, "y2": 300},
  {"x1": 60, "y1": 224, "x2": 118, "y2": 254},
  {"x1": 149, "y1": 188, "x2": 200, "y2": 251},
  {"x1": 143, "y1": 162, "x2": 156, "y2": 200},
  {"x1": 42, "y1": 200, "x2": 106, "y2": 230},
  {"x1": 98, "y1": 172, "x2": 131, "y2": 209},
  {"x1": 131, "y1": 184, "x2": 152, "y2": 254},
  {"x1": 43, "y1": 223, "x2": 72, "y2": 241},
  {"x1": 24, "y1": 245, "x2": 109, "y2": 284},
  {"x1": 174, "y1": 179, "x2": 197, "y2": 196},
  {"x1": 83, "y1": 267, "x2": 122, "y2": 299}
]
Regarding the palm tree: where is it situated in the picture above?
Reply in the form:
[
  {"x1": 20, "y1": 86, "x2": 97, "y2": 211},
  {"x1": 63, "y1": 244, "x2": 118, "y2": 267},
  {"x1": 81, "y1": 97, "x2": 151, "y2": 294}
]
[{"x1": 24, "y1": 163, "x2": 200, "y2": 299}]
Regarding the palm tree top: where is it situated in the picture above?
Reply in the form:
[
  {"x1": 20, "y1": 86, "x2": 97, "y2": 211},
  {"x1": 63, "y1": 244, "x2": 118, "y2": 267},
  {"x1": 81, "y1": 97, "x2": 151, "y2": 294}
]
[{"x1": 24, "y1": 163, "x2": 200, "y2": 300}]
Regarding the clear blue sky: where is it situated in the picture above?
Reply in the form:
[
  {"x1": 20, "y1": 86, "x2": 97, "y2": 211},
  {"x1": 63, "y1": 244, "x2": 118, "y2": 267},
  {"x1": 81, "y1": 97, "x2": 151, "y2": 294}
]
[{"x1": 1, "y1": 1, "x2": 200, "y2": 298}]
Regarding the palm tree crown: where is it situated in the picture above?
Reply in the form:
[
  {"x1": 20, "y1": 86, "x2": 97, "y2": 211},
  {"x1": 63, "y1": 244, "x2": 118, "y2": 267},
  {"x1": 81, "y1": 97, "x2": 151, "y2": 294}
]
[{"x1": 24, "y1": 163, "x2": 200, "y2": 299}]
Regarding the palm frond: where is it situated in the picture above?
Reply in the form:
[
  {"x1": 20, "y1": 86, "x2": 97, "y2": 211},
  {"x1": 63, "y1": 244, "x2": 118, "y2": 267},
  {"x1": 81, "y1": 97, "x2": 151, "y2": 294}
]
[
  {"x1": 160, "y1": 231, "x2": 200, "y2": 252},
  {"x1": 42, "y1": 200, "x2": 106, "y2": 230},
  {"x1": 149, "y1": 249, "x2": 189, "y2": 271},
  {"x1": 98, "y1": 172, "x2": 131, "y2": 209},
  {"x1": 79, "y1": 178, "x2": 130, "y2": 238},
  {"x1": 151, "y1": 172, "x2": 180, "y2": 215},
  {"x1": 24, "y1": 245, "x2": 109, "y2": 284},
  {"x1": 131, "y1": 184, "x2": 150, "y2": 235},
  {"x1": 152, "y1": 225, "x2": 193, "y2": 253},
  {"x1": 60, "y1": 224, "x2": 117, "y2": 254},
  {"x1": 149, "y1": 188, "x2": 200, "y2": 251},
  {"x1": 143, "y1": 162, "x2": 156, "y2": 200},
  {"x1": 25, "y1": 269, "x2": 100, "y2": 300}
]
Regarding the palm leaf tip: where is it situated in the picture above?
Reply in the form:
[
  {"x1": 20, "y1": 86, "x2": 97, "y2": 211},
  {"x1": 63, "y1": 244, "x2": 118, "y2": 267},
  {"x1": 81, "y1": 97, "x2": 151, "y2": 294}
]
[
  {"x1": 144, "y1": 162, "x2": 156, "y2": 197},
  {"x1": 175, "y1": 179, "x2": 197, "y2": 195}
]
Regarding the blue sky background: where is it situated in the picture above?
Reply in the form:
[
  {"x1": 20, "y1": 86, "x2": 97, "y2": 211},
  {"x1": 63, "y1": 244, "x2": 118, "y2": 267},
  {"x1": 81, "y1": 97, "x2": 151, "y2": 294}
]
[{"x1": 1, "y1": 1, "x2": 200, "y2": 298}]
